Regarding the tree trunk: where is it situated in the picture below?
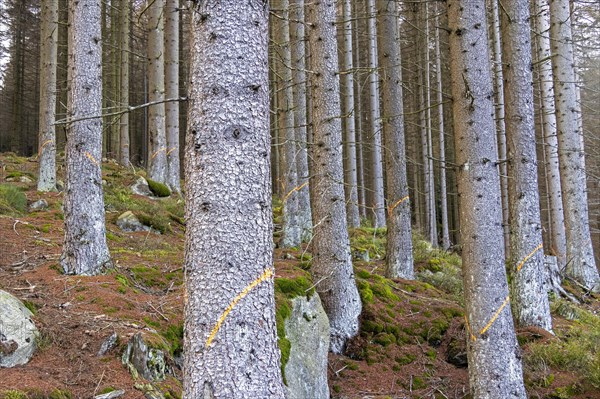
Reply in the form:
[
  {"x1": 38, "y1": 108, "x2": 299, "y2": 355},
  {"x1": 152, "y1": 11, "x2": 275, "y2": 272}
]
[
  {"x1": 501, "y1": 0, "x2": 552, "y2": 331},
  {"x1": 377, "y1": 0, "x2": 414, "y2": 279},
  {"x1": 274, "y1": 0, "x2": 302, "y2": 248},
  {"x1": 37, "y1": 0, "x2": 58, "y2": 192},
  {"x1": 183, "y1": 1, "x2": 285, "y2": 397},
  {"x1": 165, "y1": 0, "x2": 181, "y2": 193},
  {"x1": 61, "y1": 0, "x2": 112, "y2": 276},
  {"x1": 306, "y1": 0, "x2": 362, "y2": 354},
  {"x1": 549, "y1": 0, "x2": 599, "y2": 291},
  {"x1": 289, "y1": 0, "x2": 313, "y2": 241},
  {"x1": 447, "y1": 0, "x2": 527, "y2": 397},
  {"x1": 146, "y1": 0, "x2": 168, "y2": 185},
  {"x1": 119, "y1": 0, "x2": 130, "y2": 166},
  {"x1": 365, "y1": 0, "x2": 386, "y2": 228},
  {"x1": 340, "y1": 0, "x2": 360, "y2": 228}
]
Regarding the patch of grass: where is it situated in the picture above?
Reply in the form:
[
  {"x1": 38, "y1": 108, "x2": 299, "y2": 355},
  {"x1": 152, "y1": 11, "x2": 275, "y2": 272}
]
[
  {"x1": 526, "y1": 300, "x2": 600, "y2": 389},
  {"x1": 0, "y1": 184, "x2": 27, "y2": 215},
  {"x1": 22, "y1": 300, "x2": 37, "y2": 315},
  {"x1": 0, "y1": 390, "x2": 28, "y2": 399}
]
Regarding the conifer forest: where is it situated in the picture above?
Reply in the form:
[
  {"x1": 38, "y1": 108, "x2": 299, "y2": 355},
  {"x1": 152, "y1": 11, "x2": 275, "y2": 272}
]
[{"x1": 0, "y1": 1, "x2": 599, "y2": 398}]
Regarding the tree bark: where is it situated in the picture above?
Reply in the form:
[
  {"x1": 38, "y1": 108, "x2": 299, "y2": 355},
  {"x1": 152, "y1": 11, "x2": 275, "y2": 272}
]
[
  {"x1": 37, "y1": 0, "x2": 58, "y2": 192},
  {"x1": 165, "y1": 0, "x2": 181, "y2": 193},
  {"x1": 61, "y1": 0, "x2": 112, "y2": 276},
  {"x1": 501, "y1": 0, "x2": 553, "y2": 331},
  {"x1": 119, "y1": 0, "x2": 130, "y2": 167},
  {"x1": 377, "y1": 0, "x2": 414, "y2": 279},
  {"x1": 447, "y1": 0, "x2": 527, "y2": 397},
  {"x1": 146, "y1": 0, "x2": 168, "y2": 185},
  {"x1": 306, "y1": 0, "x2": 362, "y2": 354},
  {"x1": 183, "y1": 1, "x2": 285, "y2": 397},
  {"x1": 549, "y1": 0, "x2": 599, "y2": 291}
]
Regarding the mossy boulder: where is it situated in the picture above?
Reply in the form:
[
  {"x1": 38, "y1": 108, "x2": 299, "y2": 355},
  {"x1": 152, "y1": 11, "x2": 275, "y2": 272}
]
[{"x1": 147, "y1": 179, "x2": 171, "y2": 197}]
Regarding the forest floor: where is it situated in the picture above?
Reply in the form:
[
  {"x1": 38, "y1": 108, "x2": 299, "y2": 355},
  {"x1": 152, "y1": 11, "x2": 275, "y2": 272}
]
[{"x1": 0, "y1": 152, "x2": 599, "y2": 399}]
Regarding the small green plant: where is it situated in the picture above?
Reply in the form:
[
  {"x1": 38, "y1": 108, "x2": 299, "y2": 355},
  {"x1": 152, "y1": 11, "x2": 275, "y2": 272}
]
[
  {"x1": 0, "y1": 184, "x2": 27, "y2": 215},
  {"x1": 1, "y1": 390, "x2": 28, "y2": 399}
]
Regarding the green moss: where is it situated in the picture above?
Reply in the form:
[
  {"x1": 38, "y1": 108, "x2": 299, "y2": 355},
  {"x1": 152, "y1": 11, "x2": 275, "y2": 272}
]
[
  {"x1": 0, "y1": 390, "x2": 28, "y2": 399},
  {"x1": 0, "y1": 184, "x2": 27, "y2": 215},
  {"x1": 147, "y1": 179, "x2": 171, "y2": 197},
  {"x1": 274, "y1": 276, "x2": 313, "y2": 298},
  {"x1": 356, "y1": 269, "x2": 372, "y2": 279},
  {"x1": 395, "y1": 353, "x2": 416, "y2": 365},
  {"x1": 362, "y1": 320, "x2": 384, "y2": 334},
  {"x1": 373, "y1": 333, "x2": 396, "y2": 347},
  {"x1": 22, "y1": 300, "x2": 37, "y2": 315},
  {"x1": 131, "y1": 266, "x2": 164, "y2": 288},
  {"x1": 48, "y1": 389, "x2": 73, "y2": 399},
  {"x1": 161, "y1": 323, "x2": 184, "y2": 356},
  {"x1": 371, "y1": 282, "x2": 399, "y2": 302},
  {"x1": 426, "y1": 348, "x2": 437, "y2": 360},
  {"x1": 99, "y1": 387, "x2": 116, "y2": 395},
  {"x1": 137, "y1": 212, "x2": 170, "y2": 234},
  {"x1": 332, "y1": 385, "x2": 341, "y2": 394},
  {"x1": 40, "y1": 224, "x2": 51, "y2": 233},
  {"x1": 412, "y1": 376, "x2": 427, "y2": 390},
  {"x1": 357, "y1": 280, "x2": 374, "y2": 304}
]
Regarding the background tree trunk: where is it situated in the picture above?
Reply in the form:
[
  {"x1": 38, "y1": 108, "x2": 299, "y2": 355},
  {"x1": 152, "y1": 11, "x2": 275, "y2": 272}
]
[
  {"x1": 306, "y1": 0, "x2": 362, "y2": 354},
  {"x1": 165, "y1": 0, "x2": 181, "y2": 193}
]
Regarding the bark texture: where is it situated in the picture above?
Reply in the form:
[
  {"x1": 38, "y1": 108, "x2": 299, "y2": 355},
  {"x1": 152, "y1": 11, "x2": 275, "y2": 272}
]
[
  {"x1": 37, "y1": 0, "x2": 58, "y2": 192},
  {"x1": 306, "y1": 0, "x2": 362, "y2": 354},
  {"x1": 549, "y1": 0, "x2": 599, "y2": 291},
  {"x1": 448, "y1": 1, "x2": 527, "y2": 397},
  {"x1": 290, "y1": 0, "x2": 312, "y2": 241},
  {"x1": 183, "y1": 2, "x2": 285, "y2": 398},
  {"x1": 165, "y1": 0, "x2": 181, "y2": 193},
  {"x1": 377, "y1": 0, "x2": 414, "y2": 279},
  {"x1": 61, "y1": 0, "x2": 111, "y2": 276},
  {"x1": 501, "y1": 0, "x2": 552, "y2": 331},
  {"x1": 118, "y1": 0, "x2": 130, "y2": 166},
  {"x1": 146, "y1": 0, "x2": 168, "y2": 185}
]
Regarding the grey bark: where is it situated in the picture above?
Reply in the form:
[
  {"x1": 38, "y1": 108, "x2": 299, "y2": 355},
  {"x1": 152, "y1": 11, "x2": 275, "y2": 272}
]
[
  {"x1": 165, "y1": 0, "x2": 181, "y2": 193},
  {"x1": 37, "y1": 0, "x2": 58, "y2": 192},
  {"x1": 183, "y1": 1, "x2": 285, "y2": 398},
  {"x1": 275, "y1": 0, "x2": 302, "y2": 248},
  {"x1": 289, "y1": 0, "x2": 313, "y2": 241},
  {"x1": 434, "y1": 5, "x2": 451, "y2": 250},
  {"x1": 340, "y1": 0, "x2": 360, "y2": 228},
  {"x1": 377, "y1": 0, "x2": 414, "y2": 279},
  {"x1": 365, "y1": 0, "x2": 386, "y2": 228},
  {"x1": 549, "y1": 0, "x2": 599, "y2": 291},
  {"x1": 447, "y1": 0, "x2": 527, "y2": 397},
  {"x1": 146, "y1": 0, "x2": 168, "y2": 184},
  {"x1": 119, "y1": 0, "x2": 130, "y2": 167},
  {"x1": 501, "y1": 0, "x2": 553, "y2": 331},
  {"x1": 533, "y1": 0, "x2": 567, "y2": 271},
  {"x1": 306, "y1": 0, "x2": 362, "y2": 354},
  {"x1": 61, "y1": 0, "x2": 112, "y2": 276}
]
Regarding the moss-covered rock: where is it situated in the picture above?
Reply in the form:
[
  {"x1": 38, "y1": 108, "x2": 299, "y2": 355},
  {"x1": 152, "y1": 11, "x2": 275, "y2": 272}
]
[{"x1": 147, "y1": 179, "x2": 171, "y2": 197}]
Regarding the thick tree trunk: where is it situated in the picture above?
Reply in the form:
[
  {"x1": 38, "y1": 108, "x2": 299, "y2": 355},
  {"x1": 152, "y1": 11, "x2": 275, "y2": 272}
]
[
  {"x1": 340, "y1": 0, "x2": 360, "y2": 228},
  {"x1": 306, "y1": 0, "x2": 362, "y2": 354},
  {"x1": 165, "y1": 0, "x2": 181, "y2": 193},
  {"x1": 549, "y1": 0, "x2": 599, "y2": 291},
  {"x1": 447, "y1": 1, "x2": 527, "y2": 397},
  {"x1": 37, "y1": 0, "x2": 58, "y2": 192},
  {"x1": 289, "y1": 0, "x2": 312, "y2": 241},
  {"x1": 377, "y1": 0, "x2": 414, "y2": 279},
  {"x1": 61, "y1": 0, "x2": 111, "y2": 276},
  {"x1": 146, "y1": 0, "x2": 168, "y2": 185},
  {"x1": 501, "y1": 0, "x2": 552, "y2": 331},
  {"x1": 183, "y1": 1, "x2": 285, "y2": 397}
]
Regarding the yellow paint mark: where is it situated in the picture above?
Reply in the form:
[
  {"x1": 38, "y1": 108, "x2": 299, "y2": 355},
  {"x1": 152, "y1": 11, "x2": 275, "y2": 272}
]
[
  {"x1": 516, "y1": 243, "x2": 543, "y2": 272},
  {"x1": 479, "y1": 295, "x2": 510, "y2": 336},
  {"x1": 464, "y1": 315, "x2": 477, "y2": 342},
  {"x1": 85, "y1": 151, "x2": 100, "y2": 167},
  {"x1": 166, "y1": 146, "x2": 177, "y2": 156},
  {"x1": 387, "y1": 195, "x2": 410, "y2": 217},
  {"x1": 151, "y1": 147, "x2": 166, "y2": 160},
  {"x1": 205, "y1": 268, "x2": 275, "y2": 348},
  {"x1": 282, "y1": 181, "x2": 308, "y2": 203},
  {"x1": 39, "y1": 139, "x2": 53, "y2": 154}
]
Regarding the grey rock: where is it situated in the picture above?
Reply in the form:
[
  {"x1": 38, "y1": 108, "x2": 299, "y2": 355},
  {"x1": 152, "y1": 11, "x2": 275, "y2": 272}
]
[
  {"x1": 19, "y1": 176, "x2": 33, "y2": 183},
  {"x1": 94, "y1": 390, "x2": 125, "y2": 399},
  {"x1": 352, "y1": 249, "x2": 370, "y2": 262},
  {"x1": 56, "y1": 180, "x2": 64, "y2": 192},
  {"x1": 0, "y1": 290, "x2": 39, "y2": 367},
  {"x1": 122, "y1": 333, "x2": 166, "y2": 381},
  {"x1": 29, "y1": 199, "x2": 49, "y2": 211},
  {"x1": 116, "y1": 211, "x2": 150, "y2": 233},
  {"x1": 284, "y1": 295, "x2": 330, "y2": 399},
  {"x1": 98, "y1": 332, "x2": 118, "y2": 356},
  {"x1": 131, "y1": 177, "x2": 153, "y2": 197}
]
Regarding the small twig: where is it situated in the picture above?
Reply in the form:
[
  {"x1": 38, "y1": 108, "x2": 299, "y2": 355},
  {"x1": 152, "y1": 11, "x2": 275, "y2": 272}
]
[
  {"x1": 148, "y1": 302, "x2": 169, "y2": 322},
  {"x1": 92, "y1": 368, "x2": 106, "y2": 397},
  {"x1": 334, "y1": 365, "x2": 348, "y2": 377}
]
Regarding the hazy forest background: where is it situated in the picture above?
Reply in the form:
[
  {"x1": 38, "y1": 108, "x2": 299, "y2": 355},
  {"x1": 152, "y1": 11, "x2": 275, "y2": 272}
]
[{"x1": 0, "y1": 0, "x2": 599, "y2": 398}]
